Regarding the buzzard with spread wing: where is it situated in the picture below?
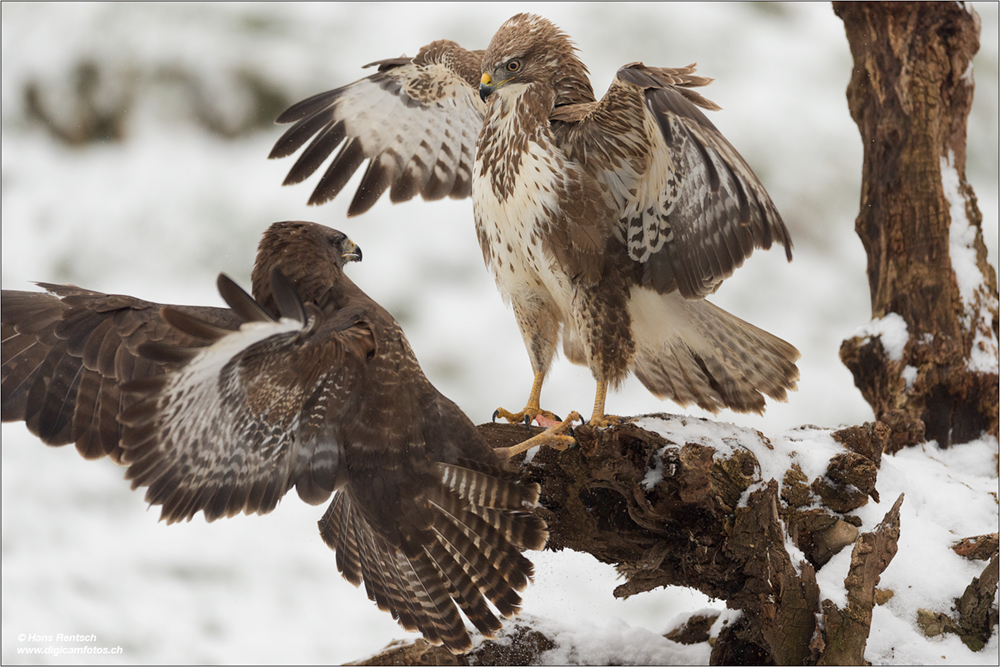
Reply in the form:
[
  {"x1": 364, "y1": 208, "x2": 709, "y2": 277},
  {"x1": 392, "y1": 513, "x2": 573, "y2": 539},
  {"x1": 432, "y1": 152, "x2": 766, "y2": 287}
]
[
  {"x1": 2, "y1": 220, "x2": 547, "y2": 654},
  {"x1": 270, "y1": 13, "x2": 799, "y2": 443}
]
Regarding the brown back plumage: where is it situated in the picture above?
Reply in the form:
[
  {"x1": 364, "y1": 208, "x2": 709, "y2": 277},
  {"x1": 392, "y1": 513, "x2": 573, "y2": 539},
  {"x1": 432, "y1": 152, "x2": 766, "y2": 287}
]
[{"x1": 2, "y1": 221, "x2": 548, "y2": 653}]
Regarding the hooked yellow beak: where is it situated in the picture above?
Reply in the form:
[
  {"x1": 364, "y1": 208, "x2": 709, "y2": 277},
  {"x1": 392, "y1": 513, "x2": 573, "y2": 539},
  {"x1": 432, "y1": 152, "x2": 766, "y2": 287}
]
[
  {"x1": 341, "y1": 239, "x2": 362, "y2": 263},
  {"x1": 479, "y1": 72, "x2": 496, "y2": 102}
]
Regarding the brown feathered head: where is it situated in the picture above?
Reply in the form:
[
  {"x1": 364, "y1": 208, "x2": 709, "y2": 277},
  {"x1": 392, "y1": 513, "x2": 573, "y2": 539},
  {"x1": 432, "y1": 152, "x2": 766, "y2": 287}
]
[
  {"x1": 479, "y1": 13, "x2": 594, "y2": 107},
  {"x1": 250, "y1": 221, "x2": 361, "y2": 316}
]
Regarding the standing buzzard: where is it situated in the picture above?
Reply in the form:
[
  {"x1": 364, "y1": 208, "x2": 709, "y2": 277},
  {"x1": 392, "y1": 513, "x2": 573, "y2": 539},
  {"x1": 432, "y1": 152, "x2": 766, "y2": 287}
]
[
  {"x1": 270, "y1": 13, "x2": 799, "y2": 435},
  {"x1": 1, "y1": 220, "x2": 547, "y2": 654}
]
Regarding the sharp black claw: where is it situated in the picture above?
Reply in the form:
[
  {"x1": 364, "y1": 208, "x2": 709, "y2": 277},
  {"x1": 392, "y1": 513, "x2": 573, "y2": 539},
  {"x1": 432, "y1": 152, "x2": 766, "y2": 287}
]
[
  {"x1": 522, "y1": 414, "x2": 533, "y2": 433},
  {"x1": 553, "y1": 413, "x2": 562, "y2": 422},
  {"x1": 492, "y1": 409, "x2": 500, "y2": 423}
]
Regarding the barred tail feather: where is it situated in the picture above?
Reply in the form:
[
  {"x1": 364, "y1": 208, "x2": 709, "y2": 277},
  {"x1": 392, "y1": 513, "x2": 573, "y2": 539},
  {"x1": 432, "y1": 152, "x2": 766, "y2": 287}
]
[
  {"x1": 424, "y1": 539, "x2": 503, "y2": 638},
  {"x1": 629, "y1": 288, "x2": 799, "y2": 414},
  {"x1": 317, "y1": 463, "x2": 549, "y2": 654},
  {"x1": 408, "y1": 552, "x2": 471, "y2": 653},
  {"x1": 379, "y1": 548, "x2": 424, "y2": 633},
  {"x1": 428, "y1": 490, "x2": 534, "y2": 592},
  {"x1": 319, "y1": 493, "x2": 363, "y2": 587},
  {"x1": 469, "y1": 504, "x2": 549, "y2": 552},
  {"x1": 353, "y1": 519, "x2": 396, "y2": 614},
  {"x1": 429, "y1": 514, "x2": 525, "y2": 618},
  {"x1": 438, "y1": 460, "x2": 541, "y2": 510}
]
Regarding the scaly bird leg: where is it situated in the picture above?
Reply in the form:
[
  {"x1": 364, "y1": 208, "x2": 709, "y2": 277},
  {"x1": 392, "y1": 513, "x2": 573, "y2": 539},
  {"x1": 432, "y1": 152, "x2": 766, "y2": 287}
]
[
  {"x1": 587, "y1": 380, "x2": 626, "y2": 428},
  {"x1": 495, "y1": 412, "x2": 582, "y2": 460},
  {"x1": 493, "y1": 371, "x2": 561, "y2": 427}
]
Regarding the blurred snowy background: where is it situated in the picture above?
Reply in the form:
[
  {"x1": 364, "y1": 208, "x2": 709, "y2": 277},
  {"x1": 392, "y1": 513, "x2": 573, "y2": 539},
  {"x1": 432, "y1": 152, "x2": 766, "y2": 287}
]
[{"x1": 2, "y1": 3, "x2": 996, "y2": 664}]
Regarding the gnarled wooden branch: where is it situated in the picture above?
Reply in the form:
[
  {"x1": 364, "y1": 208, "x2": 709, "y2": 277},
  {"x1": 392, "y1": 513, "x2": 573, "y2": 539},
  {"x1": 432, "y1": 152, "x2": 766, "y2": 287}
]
[
  {"x1": 818, "y1": 493, "x2": 904, "y2": 665},
  {"x1": 353, "y1": 416, "x2": 898, "y2": 665}
]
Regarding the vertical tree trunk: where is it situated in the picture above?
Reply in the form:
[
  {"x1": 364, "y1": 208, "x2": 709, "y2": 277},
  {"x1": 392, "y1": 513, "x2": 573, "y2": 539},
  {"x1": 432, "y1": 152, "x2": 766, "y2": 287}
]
[{"x1": 834, "y1": 2, "x2": 999, "y2": 447}]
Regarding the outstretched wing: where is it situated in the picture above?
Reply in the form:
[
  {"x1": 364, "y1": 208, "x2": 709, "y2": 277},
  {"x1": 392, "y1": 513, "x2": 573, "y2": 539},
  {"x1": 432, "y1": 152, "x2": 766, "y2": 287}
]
[
  {"x1": 551, "y1": 63, "x2": 792, "y2": 299},
  {"x1": 1, "y1": 284, "x2": 238, "y2": 463},
  {"x1": 270, "y1": 40, "x2": 486, "y2": 216},
  {"x1": 119, "y1": 272, "x2": 377, "y2": 524}
]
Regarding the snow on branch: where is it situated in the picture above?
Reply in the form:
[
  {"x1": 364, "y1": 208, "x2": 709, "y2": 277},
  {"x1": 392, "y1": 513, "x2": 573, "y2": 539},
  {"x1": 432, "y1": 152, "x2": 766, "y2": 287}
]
[{"x1": 352, "y1": 417, "x2": 905, "y2": 665}]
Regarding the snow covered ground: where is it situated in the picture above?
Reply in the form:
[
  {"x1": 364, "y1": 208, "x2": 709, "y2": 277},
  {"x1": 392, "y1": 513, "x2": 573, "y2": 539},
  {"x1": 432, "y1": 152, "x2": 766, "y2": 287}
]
[{"x1": 2, "y1": 3, "x2": 997, "y2": 664}]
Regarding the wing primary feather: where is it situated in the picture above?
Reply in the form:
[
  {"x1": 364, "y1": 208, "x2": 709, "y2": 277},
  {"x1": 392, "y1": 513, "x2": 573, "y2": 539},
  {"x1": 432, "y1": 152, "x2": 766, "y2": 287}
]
[
  {"x1": 119, "y1": 375, "x2": 169, "y2": 399},
  {"x1": 270, "y1": 110, "x2": 338, "y2": 161},
  {"x1": 688, "y1": 127, "x2": 721, "y2": 193},
  {"x1": 309, "y1": 138, "x2": 367, "y2": 206},
  {"x1": 281, "y1": 121, "x2": 348, "y2": 185},
  {"x1": 348, "y1": 156, "x2": 393, "y2": 217},
  {"x1": 388, "y1": 161, "x2": 425, "y2": 204},
  {"x1": 158, "y1": 307, "x2": 234, "y2": 342},
  {"x1": 216, "y1": 274, "x2": 272, "y2": 323},
  {"x1": 274, "y1": 88, "x2": 342, "y2": 125},
  {"x1": 269, "y1": 268, "x2": 307, "y2": 324},
  {"x1": 421, "y1": 160, "x2": 457, "y2": 201},
  {"x1": 2, "y1": 342, "x2": 46, "y2": 421}
]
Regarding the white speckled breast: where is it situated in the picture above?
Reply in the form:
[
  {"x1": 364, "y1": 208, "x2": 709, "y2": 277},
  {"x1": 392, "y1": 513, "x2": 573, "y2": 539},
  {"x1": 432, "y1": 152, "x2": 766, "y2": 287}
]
[{"x1": 473, "y1": 138, "x2": 573, "y2": 319}]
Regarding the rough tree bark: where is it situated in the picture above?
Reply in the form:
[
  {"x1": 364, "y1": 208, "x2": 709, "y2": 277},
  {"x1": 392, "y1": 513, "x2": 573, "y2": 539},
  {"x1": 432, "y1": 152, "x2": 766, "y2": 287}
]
[
  {"x1": 834, "y1": 2, "x2": 999, "y2": 448},
  {"x1": 351, "y1": 419, "x2": 904, "y2": 666}
]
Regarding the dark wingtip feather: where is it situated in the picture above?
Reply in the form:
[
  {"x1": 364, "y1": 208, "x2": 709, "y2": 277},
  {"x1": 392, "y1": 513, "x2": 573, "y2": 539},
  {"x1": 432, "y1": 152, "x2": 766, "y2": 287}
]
[
  {"x1": 274, "y1": 88, "x2": 342, "y2": 125},
  {"x1": 347, "y1": 158, "x2": 393, "y2": 217},
  {"x1": 308, "y1": 138, "x2": 366, "y2": 207},
  {"x1": 270, "y1": 111, "x2": 334, "y2": 161},
  {"x1": 279, "y1": 121, "x2": 348, "y2": 183}
]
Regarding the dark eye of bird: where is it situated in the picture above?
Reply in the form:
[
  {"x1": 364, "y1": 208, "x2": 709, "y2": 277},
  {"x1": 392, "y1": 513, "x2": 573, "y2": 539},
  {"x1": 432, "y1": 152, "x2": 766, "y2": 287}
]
[{"x1": 506, "y1": 60, "x2": 520, "y2": 72}]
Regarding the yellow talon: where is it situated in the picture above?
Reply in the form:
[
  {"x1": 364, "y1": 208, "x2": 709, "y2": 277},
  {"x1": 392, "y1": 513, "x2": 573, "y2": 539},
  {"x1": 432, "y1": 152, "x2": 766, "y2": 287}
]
[
  {"x1": 586, "y1": 380, "x2": 629, "y2": 428},
  {"x1": 493, "y1": 371, "x2": 560, "y2": 426},
  {"x1": 496, "y1": 412, "x2": 582, "y2": 460}
]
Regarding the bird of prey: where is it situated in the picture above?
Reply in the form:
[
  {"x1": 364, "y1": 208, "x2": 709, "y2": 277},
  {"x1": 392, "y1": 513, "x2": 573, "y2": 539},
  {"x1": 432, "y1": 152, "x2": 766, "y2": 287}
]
[
  {"x1": 1, "y1": 220, "x2": 548, "y2": 654},
  {"x1": 269, "y1": 13, "x2": 800, "y2": 440}
]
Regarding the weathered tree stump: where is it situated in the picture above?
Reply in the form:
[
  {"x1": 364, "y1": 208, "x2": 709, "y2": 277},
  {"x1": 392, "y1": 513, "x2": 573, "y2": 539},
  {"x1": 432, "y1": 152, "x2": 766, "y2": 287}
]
[{"x1": 833, "y1": 2, "x2": 999, "y2": 447}]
